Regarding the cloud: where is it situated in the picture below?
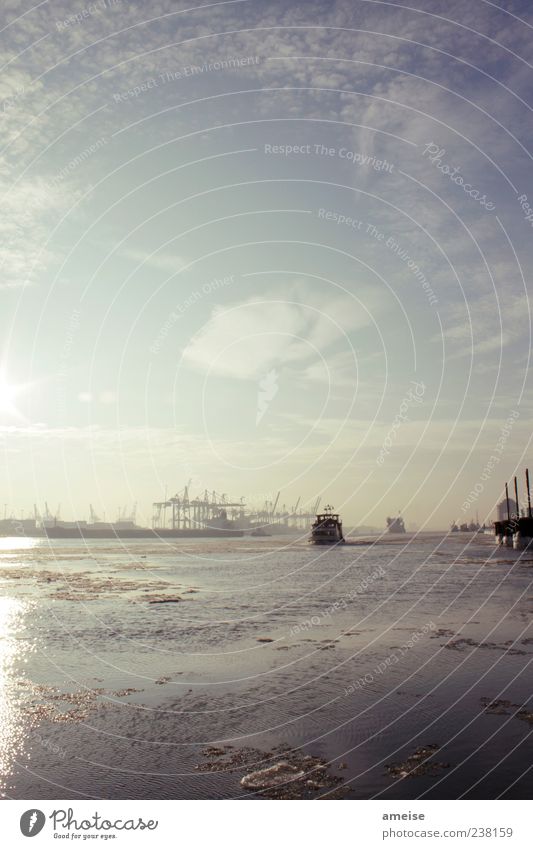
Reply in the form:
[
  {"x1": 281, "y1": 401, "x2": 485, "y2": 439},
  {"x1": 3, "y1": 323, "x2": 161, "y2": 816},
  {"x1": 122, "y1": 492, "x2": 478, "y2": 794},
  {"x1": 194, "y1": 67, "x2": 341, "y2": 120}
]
[
  {"x1": 0, "y1": 176, "x2": 73, "y2": 288},
  {"x1": 182, "y1": 287, "x2": 381, "y2": 379},
  {"x1": 436, "y1": 291, "x2": 530, "y2": 360}
]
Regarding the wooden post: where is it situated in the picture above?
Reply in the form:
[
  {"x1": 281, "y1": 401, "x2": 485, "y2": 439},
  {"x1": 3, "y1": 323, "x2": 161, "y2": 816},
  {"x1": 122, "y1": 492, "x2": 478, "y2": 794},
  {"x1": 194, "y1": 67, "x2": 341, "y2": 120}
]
[{"x1": 505, "y1": 482, "x2": 510, "y2": 522}]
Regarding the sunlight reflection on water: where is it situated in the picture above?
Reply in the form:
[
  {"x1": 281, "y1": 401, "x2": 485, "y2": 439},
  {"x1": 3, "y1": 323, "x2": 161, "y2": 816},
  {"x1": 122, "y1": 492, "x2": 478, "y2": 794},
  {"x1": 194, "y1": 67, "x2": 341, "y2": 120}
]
[
  {"x1": 0, "y1": 597, "x2": 32, "y2": 793},
  {"x1": 0, "y1": 537, "x2": 39, "y2": 553}
]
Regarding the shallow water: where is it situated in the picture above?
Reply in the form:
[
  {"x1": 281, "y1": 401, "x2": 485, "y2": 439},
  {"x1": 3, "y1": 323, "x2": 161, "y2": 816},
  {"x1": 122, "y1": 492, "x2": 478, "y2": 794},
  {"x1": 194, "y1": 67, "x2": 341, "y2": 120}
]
[{"x1": 0, "y1": 531, "x2": 532, "y2": 799}]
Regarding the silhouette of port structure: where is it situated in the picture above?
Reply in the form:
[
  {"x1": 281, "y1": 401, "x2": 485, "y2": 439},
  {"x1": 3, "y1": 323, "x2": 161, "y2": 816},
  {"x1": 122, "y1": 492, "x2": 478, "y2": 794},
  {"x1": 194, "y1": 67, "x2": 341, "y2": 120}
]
[{"x1": 152, "y1": 486, "x2": 321, "y2": 532}]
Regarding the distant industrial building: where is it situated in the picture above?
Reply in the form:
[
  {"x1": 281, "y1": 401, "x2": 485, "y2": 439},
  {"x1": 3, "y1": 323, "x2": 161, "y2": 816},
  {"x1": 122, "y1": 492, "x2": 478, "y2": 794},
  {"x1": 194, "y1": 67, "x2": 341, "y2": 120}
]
[{"x1": 497, "y1": 498, "x2": 518, "y2": 521}]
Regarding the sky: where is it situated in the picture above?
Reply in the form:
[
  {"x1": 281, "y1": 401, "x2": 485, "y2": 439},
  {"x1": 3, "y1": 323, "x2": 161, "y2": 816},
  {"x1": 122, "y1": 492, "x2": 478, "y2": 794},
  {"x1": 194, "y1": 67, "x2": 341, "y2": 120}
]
[{"x1": 1, "y1": 0, "x2": 533, "y2": 529}]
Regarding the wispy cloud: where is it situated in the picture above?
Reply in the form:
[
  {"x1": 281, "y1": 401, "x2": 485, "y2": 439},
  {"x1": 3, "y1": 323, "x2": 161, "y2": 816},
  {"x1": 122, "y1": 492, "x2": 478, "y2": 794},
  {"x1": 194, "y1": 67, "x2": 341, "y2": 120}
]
[
  {"x1": 0, "y1": 176, "x2": 73, "y2": 288},
  {"x1": 436, "y1": 292, "x2": 529, "y2": 360},
  {"x1": 182, "y1": 286, "x2": 382, "y2": 379}
]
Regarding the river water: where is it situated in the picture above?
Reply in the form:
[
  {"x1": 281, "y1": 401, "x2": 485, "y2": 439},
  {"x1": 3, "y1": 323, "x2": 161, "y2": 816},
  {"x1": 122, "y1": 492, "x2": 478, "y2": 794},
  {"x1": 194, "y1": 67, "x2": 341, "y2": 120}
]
[{"x1": 0, "y1": 531, "x2": 531, "y2": 799}]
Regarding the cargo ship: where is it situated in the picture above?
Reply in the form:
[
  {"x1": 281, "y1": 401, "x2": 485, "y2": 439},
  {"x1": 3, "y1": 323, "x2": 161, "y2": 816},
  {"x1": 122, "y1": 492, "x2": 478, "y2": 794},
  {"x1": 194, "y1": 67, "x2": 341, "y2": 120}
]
[
  {"x1": 0, "y1": 518, "x2": 243, "y2": 539},
  {"x1": 43, "y1": 525, "x2": 244, "y2": 539},
  {"x1": 386, "y1": 515, "x2": 406, "y2": 533},
  {"x1": 310, "y1": 506, "x2": 345, "y2": 544}
]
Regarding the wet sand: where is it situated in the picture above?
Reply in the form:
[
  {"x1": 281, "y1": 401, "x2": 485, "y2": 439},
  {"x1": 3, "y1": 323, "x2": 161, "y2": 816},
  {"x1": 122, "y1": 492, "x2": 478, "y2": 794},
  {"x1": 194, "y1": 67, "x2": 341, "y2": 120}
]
[{"x1": 0, "y1": 532, "x2": 532, "y2": 799}]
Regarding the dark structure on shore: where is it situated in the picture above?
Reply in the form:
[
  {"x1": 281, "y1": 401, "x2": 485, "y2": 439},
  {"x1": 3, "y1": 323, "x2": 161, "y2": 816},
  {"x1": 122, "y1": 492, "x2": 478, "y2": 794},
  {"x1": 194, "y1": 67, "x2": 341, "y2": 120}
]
[{"x1": 493, "y1": 470, "x2": 533, "y2": 547}]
